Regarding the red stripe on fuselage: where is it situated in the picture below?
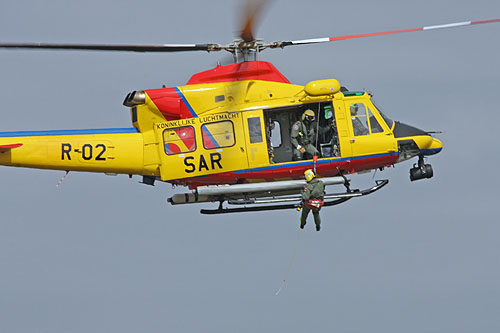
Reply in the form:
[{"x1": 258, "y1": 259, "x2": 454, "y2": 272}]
[{"x1": 172, "y1": 154, "x2": 398, "y2": 189}]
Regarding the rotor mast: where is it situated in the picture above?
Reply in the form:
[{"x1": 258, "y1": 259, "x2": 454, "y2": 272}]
[{"x1": 222, "y1": 39, "x2": 264, "y2": 62}]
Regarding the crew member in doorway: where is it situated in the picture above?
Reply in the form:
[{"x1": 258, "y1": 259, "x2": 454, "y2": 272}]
[
  {"x1": 298, "y1": 169, "x2": 325, "y2": 231},
  {"x1": 318, "y1": 105, "x2": 340, "y2": 157},
  {"x1": 290, "y1": 109, "x2": 319, "y2": 160}
]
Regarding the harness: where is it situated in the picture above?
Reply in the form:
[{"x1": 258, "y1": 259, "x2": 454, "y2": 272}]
[
  {"x1": 297, "y1": 121, "x2": 314, "y2": 145},
  {"x1": 304, "y1": 199, "x2": 324, "y2": 211}
]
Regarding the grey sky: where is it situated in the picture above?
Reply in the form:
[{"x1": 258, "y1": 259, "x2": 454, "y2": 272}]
[{"x1": 1, "y1": 0, "x2": 500, "y2": 332}]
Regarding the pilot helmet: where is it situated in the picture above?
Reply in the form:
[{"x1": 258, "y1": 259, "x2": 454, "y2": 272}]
[
  {"x1": 350, "y1": 104, "x2": 359, "y2": 115},
  {"x1": 302, "y1": 109, "x2": 315, "y2": 123},
  {"x1": 304, "y1": 169, "x2": 315, "y2": 182}
]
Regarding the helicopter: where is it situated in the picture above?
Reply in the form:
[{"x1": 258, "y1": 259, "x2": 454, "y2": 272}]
[{"x1": 0, "y1": 3, "x2": 498, "y2": 214}]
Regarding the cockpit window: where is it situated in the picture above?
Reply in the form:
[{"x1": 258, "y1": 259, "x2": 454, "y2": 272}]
[
  {"x1": 350, "y1": 103, "x2": 370, "y2": 136},
  {"x1": 368, "y1": 107, "x2": 383, "y2": 133},
  {"x1": 380, "y1": 111, "x2": 394, "y2": 129},
  {"x1": 371, "y1": 100, "x2": 394, "y2": 129}
]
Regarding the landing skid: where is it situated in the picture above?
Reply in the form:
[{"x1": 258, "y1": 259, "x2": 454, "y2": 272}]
[{"x1": 200, "y1": 179, "x2": 389, "y2": 215}]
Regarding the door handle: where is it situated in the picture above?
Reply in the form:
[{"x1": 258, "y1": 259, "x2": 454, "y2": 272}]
[
  {"x1": 350, "y1": 138, "x2": 355, "y2": 143},
  {"x1": 240, "y1": 147, "x2": 245, "y2": 152}
]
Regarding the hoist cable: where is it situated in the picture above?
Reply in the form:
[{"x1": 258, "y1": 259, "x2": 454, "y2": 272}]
[{"x1": 275, "y1": 228, "x2": 301, "y2": 295}]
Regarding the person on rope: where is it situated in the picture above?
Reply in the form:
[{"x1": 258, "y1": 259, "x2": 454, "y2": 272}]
[{"x1": 298, "y1": 169, "x2": 325, "y2": 231}]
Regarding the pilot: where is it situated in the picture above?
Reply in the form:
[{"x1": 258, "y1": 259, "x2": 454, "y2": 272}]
[
  {"x1": 290, "y1": 109, "x2": 319, "y2": 160},
  {"x1": 298, "y1": 169, "x2": 325, "y2": 231},
  {"x1": 351, "y1": 104, "x2": 369, "y2": 136}
]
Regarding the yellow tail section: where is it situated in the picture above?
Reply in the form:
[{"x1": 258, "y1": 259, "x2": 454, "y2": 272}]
[{"x1": 0, "y1": 128, "x2": 158, "y2": 176}]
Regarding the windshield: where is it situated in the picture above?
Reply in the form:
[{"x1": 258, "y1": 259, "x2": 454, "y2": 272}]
[{"x1": 371, "y1": 100, "x2": 394, "y2": 129}]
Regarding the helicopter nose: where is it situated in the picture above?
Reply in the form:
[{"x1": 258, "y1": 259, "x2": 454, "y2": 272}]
[
  {"x1": 420, "y1": 137, "x2": 443, "y2": 156},
  {"x1": 393, "y1": 121, "x2": 442, "y2": 156},
  {"x1": 406, "y1": 134, "x2": 442, "y2": 156}
]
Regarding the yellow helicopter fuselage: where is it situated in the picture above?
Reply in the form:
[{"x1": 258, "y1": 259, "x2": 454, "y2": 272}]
[{"x1": 0, "y1": 61, "x2": 442, "y2": 188}]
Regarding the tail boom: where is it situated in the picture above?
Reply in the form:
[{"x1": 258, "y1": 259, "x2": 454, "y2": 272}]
[{"x1": 0, "y1": 128, "x2": 155, "y2": 176}]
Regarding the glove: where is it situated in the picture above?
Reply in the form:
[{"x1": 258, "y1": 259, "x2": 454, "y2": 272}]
[{"x1": 299, "y1": 147, "x2": 306, "y2": 153}]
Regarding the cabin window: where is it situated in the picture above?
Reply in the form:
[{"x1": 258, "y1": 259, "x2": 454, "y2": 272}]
[
  {"x1": 163, "y1": 126, "x2": 196, "y2": 155},
  {"x1": 247, "y1": 117, "x2": 263, "y2": 144},
  {"x1": 368, "y1": 107, "x2": 384, "y2": 133},
  {"x1": 350, "y1": 103, "x2": 370, "y2": 136},
  {"x1": 202, "y1": 121, "x2": 235, "y2": 149},
  {"x1": 270, "y1": 120, "x2": 282, "y2": 147}
]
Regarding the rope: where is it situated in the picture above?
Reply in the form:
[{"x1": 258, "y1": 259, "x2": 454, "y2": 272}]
[
  {"x1": 275, "y1": 228, "x2": 301, "y2": 295},
  {"x1": 315, "y1": 102, "x2": 321, "y2": 149},
  {"x1": 56, "y1": 170, "x2": 69, "y2": 187},
  {"x1": 313, "y1": 102, "x2": 321, "y2": 173}
]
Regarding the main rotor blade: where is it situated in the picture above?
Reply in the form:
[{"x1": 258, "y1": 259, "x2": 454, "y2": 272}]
[
  {"x1": 240, "y1": 0, "x2": 268, "y2": 42},
  {"x1": 280, "y1": 18, "x2": 500, "y2": 47},
  {"x1": 0, "y1": 43, "x2": 222, "y2": 52}
]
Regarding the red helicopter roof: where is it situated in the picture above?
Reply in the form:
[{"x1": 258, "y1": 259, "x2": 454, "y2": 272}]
[
  {"x1": 187, "y1": 61, "x2": 290, "y2": 85},
  {"x1": 145, "y1": 61, "x2": 291, "y2": 121}
]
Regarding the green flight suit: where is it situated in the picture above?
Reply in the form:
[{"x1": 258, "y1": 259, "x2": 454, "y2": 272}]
[
  {"x1": 300, "y1": 178, "x2": 325, "y2": 231},
  {"x1": 290, "y1": 120, "x2": 319, "y2": 160}
]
